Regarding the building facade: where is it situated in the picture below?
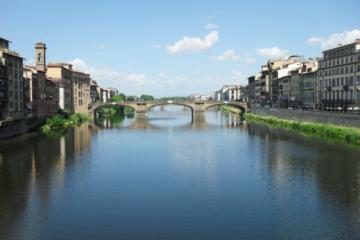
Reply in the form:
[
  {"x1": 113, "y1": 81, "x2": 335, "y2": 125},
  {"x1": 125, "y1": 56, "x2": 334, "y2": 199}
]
[
  {"x1": 72, "y1": 71, "x2": 90, "y2": 113},
  {"x1": 107, "y1": 87, "x2": 118, "y2": 99},
  {"x1": 90, "y1": 80, "x2": 99, "y2": 105},
  {"x1": 45, "y1": 79, "x2": 59, "y2": 114},
  {"x1": 47, "y1": 64, "x2": 73, "y2": 113},
  {"x1": 317, "y1": 39, "x2": 360, "y2": 110},
  {"x1": 0, "y1": 37, "x2": 24, "y2": 120},
  {"x1": 301, "y1": 70, "x2": 318, "y2": 109},
  {"x1": 214, "y1": 85, "x2": 242, "y2": 102}
]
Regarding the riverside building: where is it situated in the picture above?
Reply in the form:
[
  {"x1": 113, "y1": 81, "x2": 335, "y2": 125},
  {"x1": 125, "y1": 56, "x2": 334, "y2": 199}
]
[
  {"x1": 0, "y1": 37, "x2": 24, "y2": 120},
  {"x1": 23, "y1": 42, "x2": 58, "y2": 119},
  {"x1": 72, "y1": 70, "x2": 90, "y2": 113},
  {"x1": 317, "y1": 39, "x2": 360, "y2": 110}
]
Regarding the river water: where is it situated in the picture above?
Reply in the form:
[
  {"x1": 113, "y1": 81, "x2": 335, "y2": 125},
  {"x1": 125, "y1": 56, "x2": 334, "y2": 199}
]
[{"x1": 0, "y1": 106, "x2": 360, "y2": 240}]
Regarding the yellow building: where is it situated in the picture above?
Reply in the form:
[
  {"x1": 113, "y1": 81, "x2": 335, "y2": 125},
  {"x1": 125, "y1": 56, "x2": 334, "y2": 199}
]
[
  {"x1": 47, "y1": 63, "x2": 73, "y2": 113},
  {"x1": 72, "y1": 70, "x2": 90, "y2": 113}
]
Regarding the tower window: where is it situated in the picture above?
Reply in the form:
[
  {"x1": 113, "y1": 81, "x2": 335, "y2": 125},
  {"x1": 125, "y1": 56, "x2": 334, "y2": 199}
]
[{"x1": 38, "y1": 53, "x2": 42, "y2": 64}]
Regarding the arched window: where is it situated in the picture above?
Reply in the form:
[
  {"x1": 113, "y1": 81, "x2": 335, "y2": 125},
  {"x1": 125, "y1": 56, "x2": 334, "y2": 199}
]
[{"x1": 38, "y1": 52, "x2": 42, "y2": 63}]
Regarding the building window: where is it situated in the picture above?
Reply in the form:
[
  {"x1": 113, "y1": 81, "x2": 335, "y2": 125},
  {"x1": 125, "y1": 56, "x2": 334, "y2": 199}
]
[
  {"x1": 38, "y1": 53, "x2": 42, "y2": 64},
  {"x1": 349, "y1": 77, "x2": 354, "y2": 85}
]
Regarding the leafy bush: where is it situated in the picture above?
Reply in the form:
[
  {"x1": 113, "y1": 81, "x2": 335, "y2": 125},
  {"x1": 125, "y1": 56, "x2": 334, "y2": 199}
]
[{"x1": 41, "y1": 113, "x2": 90, "y2": 135}]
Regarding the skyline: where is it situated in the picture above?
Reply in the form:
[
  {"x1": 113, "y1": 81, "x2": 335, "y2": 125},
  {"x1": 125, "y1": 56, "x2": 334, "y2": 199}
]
[{"x1": 2, "y1": 0, "x2": 360, "y2": 97}]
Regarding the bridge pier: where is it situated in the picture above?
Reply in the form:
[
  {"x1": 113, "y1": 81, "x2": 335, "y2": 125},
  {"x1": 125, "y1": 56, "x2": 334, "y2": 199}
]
[{"x1": 135, "y1": 111, "x2": 147, "y2": 119}]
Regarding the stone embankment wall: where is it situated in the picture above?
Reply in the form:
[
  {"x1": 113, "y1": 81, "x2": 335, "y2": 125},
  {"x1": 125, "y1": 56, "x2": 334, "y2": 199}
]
[
  {"x1": 0, "y1": 117, "x2": 43, "y2": 139},
  {"x1": 250, "y1": 106, "x2": 360, "y2": 128}
]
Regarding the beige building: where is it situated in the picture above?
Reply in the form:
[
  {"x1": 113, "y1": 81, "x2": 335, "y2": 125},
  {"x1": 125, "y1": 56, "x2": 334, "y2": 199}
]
[
  {"x1": 0, "y1": 37, "x2": 24, "y2": 120},
  {"x1": 72, "y1": 70, "x2": 90, "y2": 113},
  {"x1": 107, "y1": 87, "x2": 118, "y2": 99},
  {"x1": 317, "y1": 39, "x2": 360, "y2": 110},
  {"x1": 47, "y1": 62, "x2": 91, "y2": 114},
  {"x1": 47, "y1": 63, "x2": 73, "y2": 113}
]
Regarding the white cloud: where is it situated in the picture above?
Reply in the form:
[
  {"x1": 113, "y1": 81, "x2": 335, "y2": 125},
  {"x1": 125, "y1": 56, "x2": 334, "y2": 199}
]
[
  {"x1": 68, "y1": 58, "x2": 250, "y2": 97},
  {"x1": 152, "y1": 44, "x2": 161, "y2": 49},
  {"x1": 231, "y1": 70, "x2": 246, "y2": 85},
  {"x1": 307, "y1": 37, "x2": 324, "y2": 45},
  {"x1": 256, "y1": 47, "x2": 289, "y2": 59},
  {"x1": 166, "y1": 31, "x2": 219, "y2": 54},
  {"x1": 244, "y1": 57, "x2": 256, "y2": 64},
  {"x1": 307, "y1": 29, "x2": 360, "y2": 50},
  {"x1": 214, "y1": 49, "x2": 240, "y2": 62},
  {"x1": 69, "y1": 58, "x2": 147, "y2": 91},
  {"x1": 126, "y1": 73, "x2": 146, "y2": 85},
  {"x1": 69, "y1": 58, "x2": 94, "y2": 73},
  {"x1": 68, "y1": 58, "x2": 219, "y2": 96},
  {"x1": 205, "y1": 24, "x2": 219, "y2": 30}
]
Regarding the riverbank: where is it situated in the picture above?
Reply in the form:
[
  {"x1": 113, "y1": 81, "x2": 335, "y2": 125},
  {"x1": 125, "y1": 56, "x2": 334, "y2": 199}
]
[
  {"x1": 0, "y1": 116, "x2": 42, "y2": 140},
  {"x1": 220, "y1": 105, "x2": 242, "y2": 114},
  {"x1": 251, "y1": 105, "x2": 360, "y2": 128},
  {"x1": 245, "y1": 113, "x2": 360, "y2": 146},
  {"x1": 220, "y1": 105, "x2": 360, "y2": 146}
]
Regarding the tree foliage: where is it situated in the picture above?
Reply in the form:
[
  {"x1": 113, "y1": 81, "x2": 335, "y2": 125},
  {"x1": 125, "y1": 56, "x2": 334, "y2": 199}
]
[
  {"x1": 140, "y1": 95, "x2": 154, "y2": 101},
  {"x1": 111, "y1": 95, "x2": 123, "y2": 102}
]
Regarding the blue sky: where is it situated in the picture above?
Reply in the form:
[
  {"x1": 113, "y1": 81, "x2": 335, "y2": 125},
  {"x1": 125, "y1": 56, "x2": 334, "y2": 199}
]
[{"x1": 2, "y1": 0, "x2": 360, "y2": 97}]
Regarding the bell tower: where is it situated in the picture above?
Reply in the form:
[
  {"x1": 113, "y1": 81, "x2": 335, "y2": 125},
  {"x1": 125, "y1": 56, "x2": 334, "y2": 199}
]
[{"x1": 35, "y1": 42, "x2": 46, "y2": 72}]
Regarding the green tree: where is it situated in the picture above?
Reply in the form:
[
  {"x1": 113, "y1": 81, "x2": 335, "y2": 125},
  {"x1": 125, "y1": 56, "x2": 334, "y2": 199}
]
[
  {"x1": 111, "y1": 95, "x2": 123, "y2": 102},
  {"x1": 140, "y1": 94, "x2": 154, "y2": 101},
  {"x1": 126, "y1": 96, "x2": 136, "y2": 101},
  {"x1": 118, "y1": 93, "x2": 126, "y2": 100}
]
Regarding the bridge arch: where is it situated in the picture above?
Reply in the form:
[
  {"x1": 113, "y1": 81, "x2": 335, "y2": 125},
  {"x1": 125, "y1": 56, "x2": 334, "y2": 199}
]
[
  {"x1": 147, "y1": 102, "x2": 194, "y2": 115},
  {"x1": 92, "y1": 102, "x2": 136, "y2": 118},
  {"x1": 205, "y1": 102, "x2": 247, "y2": 114}
]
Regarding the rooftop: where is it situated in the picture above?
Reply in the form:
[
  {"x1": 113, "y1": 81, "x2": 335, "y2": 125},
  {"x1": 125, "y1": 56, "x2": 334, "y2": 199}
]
[
  {"x1": 1, "y1": 48, "x2": 23, "y2": 58},
  {"x1": 0, "y1": 37, "x2": 11, "y2": 44},
  {"x1": 322, "y1": 39, "x2": 360, "y2": 53}
]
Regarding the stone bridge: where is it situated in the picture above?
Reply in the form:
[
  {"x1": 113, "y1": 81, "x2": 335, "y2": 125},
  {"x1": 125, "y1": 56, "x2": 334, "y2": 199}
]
[{"x1": 90, "y1": 100, "x2": 249, "y2": 118}]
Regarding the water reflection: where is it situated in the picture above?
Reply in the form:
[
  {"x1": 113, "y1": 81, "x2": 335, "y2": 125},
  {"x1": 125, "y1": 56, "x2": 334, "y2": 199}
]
[
  {"x1": 0, "y1": 110, "x2": 359, "y2": 239},
  {"x1": 0, "y1": 124, "x2": 94, "y2": 240},
  {"x1": 95, "y1": 106, "x2": 243, "y2": 130}
]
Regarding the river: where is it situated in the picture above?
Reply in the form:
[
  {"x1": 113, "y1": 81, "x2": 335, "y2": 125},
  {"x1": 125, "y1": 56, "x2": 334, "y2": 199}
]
[{"x1": 0, "y1": 106, "x2": 360, "y2": 239}]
